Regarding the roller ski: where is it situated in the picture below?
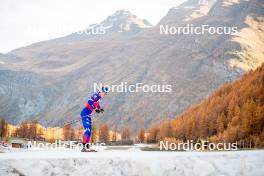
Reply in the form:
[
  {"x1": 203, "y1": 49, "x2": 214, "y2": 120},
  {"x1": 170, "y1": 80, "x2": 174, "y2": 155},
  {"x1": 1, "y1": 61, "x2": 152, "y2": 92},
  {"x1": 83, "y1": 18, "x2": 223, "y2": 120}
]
[{"x1": 81, "y1": 143, "x2": 97, "y2": 152}]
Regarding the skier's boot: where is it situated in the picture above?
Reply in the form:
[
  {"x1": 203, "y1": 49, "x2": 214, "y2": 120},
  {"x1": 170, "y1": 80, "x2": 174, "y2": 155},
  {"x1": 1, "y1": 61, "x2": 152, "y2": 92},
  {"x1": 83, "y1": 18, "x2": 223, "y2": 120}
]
[
  {"x1": 81, "y1": 143, "x2": 97, "y2": 152},
  {"x1": 81, "y1": 143, "x2": 89, "y2": 152}
]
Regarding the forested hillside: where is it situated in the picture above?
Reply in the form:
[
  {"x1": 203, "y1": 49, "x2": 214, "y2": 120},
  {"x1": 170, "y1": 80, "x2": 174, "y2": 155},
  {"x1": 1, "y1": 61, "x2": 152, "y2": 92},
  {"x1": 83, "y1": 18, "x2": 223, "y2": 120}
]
[{"x1": 148, "y1": 64, "x2": 264, "y2": 147}]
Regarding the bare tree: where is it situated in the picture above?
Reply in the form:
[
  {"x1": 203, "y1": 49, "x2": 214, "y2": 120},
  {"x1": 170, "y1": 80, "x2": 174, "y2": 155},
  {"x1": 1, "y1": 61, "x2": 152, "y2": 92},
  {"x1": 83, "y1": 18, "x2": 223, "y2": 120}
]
[
  {"x1": 63, "y1": 124, "x2": 71, "y2": 140},
  {"x1": 17, "y1": 122, "x2": 30, "y2": 138},
  {"x1": 91, "y1": 122, "x2": 97, "y2": 142},
  {"x1": 77, "y1": 126, "x2": 84, "y2": 141},
  {"x1": 69, "y1": 128, "x2": 76, "y2": 140},
  {"x1": 121, "y1": 127, "x2": 130, "y2": 141},
  {"x1": 99, "y1": 123, "x2": 109, "y2": 143},
  {"x1": 29, "y1": 120, "x2": 38, "y2": 140},
  {"x1": 147, "y1": 125, "x2": 159, "y2": 143},
  {"x1": 0, "y1": 119, "x2": 8, "y2": 138},
  {"x1": 138, "y1": 128, "x2": 145, "y2": 143}
]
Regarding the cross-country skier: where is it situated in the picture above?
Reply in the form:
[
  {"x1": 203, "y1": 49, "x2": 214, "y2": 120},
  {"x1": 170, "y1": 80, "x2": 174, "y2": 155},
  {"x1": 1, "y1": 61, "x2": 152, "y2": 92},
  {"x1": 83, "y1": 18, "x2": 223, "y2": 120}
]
[{"x1": 80, "y1": 86, "x2": 108, "y2": 152}]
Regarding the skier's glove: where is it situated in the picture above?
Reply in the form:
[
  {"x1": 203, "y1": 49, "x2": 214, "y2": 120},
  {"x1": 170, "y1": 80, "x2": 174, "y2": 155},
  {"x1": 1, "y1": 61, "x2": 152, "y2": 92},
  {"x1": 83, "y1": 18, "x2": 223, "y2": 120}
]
[
  {"x1": 100, "y1": 108, "x2": 104, "y2": 113},
  {"x1": 95, "y1": 109, "x2": 101, "y2": 113}
]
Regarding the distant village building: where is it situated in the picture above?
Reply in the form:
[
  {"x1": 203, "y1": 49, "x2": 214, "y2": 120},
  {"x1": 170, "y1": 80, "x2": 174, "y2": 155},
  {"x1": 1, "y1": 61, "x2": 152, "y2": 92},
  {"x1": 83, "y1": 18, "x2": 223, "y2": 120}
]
[{"x1": 10, "y1": 138, "x2": 27, "y2": 148}]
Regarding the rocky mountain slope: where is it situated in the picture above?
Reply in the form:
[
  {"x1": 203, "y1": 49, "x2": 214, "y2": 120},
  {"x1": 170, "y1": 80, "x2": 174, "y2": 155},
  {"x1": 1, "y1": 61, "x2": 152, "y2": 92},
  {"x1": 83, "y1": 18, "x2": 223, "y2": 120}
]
[{"x1": 0, "y1": 0, "x2": 263, "y2": 132}]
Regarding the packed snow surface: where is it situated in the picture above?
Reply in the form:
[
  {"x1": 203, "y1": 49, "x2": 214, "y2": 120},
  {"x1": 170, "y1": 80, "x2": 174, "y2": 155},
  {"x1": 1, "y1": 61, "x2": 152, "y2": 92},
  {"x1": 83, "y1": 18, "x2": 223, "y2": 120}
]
[{"x1": 0, "y1": 149, "x2": 263, "y2": 176}]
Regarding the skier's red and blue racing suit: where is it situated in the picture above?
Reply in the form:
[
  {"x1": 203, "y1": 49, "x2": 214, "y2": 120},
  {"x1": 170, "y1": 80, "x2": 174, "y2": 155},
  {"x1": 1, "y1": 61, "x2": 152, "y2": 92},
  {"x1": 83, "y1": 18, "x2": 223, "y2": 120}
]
[{"x1": 80, "y1": 92, "x2": 102, "y2": 143}]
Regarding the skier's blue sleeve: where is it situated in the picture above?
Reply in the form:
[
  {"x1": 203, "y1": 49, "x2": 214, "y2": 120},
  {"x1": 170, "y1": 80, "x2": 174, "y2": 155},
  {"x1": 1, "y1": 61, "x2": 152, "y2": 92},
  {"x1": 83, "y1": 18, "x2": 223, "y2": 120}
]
[{"x1": 87, "y1": 92, "x2": 101, "y2": 109}]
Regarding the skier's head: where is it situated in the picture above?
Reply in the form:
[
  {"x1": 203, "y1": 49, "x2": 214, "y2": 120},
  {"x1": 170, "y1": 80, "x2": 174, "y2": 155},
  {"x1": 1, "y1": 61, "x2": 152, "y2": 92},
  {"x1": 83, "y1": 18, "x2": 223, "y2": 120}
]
[{"x1": 99, "y1": 86, "x2": 109, "y2": 97}]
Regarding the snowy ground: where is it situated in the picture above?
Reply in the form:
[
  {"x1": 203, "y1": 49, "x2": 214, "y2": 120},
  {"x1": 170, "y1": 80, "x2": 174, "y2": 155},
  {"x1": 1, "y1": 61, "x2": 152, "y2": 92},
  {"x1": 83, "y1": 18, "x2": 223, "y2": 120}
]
[{"x1": 0, "y1": 149, "x2": 263, "y2": 176}]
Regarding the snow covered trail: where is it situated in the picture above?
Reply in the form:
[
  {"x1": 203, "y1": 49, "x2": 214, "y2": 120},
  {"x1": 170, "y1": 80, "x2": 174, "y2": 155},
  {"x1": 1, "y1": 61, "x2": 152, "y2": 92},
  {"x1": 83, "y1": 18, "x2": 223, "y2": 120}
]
[{"x1": 0, "y1": 150, "x2": 263, "y2": 176}]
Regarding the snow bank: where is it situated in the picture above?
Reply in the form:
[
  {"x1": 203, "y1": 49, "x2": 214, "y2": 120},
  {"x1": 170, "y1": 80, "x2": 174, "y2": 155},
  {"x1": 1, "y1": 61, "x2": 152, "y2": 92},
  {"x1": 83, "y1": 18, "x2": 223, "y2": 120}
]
[{"x1": 0, "y1": 150, "x2": 263, "y2": 176}]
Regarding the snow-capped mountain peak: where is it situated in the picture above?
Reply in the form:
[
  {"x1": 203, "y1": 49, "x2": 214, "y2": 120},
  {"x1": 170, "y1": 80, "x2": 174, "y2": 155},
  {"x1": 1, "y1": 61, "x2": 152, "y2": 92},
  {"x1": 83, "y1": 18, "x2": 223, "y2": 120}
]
[{"x1": 100, "y1": 10, "x2": 152, "y2": 33}]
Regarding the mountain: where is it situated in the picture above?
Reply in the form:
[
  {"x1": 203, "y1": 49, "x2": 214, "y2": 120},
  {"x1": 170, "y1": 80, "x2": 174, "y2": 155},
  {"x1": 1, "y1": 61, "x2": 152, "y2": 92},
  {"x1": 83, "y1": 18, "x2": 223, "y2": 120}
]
[
  {"x1": 0, "y1": 0, "x2": 263, "y2": 133},
  {"x1": 151, "y1": 63, "x2": 264, "y2": 147},
  {"x1": 98, "y1": 10, "x2": 152, "y2": 33},
  {"x1": 62, "y1": 10, "x2": 153, "y2": 42}
]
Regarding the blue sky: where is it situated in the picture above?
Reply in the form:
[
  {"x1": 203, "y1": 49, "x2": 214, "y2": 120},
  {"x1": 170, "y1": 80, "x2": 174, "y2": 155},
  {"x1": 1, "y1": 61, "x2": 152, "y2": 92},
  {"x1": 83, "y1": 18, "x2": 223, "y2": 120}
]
[{"x1": 0, "y1": 0, "x2": 185, "y2": 53}]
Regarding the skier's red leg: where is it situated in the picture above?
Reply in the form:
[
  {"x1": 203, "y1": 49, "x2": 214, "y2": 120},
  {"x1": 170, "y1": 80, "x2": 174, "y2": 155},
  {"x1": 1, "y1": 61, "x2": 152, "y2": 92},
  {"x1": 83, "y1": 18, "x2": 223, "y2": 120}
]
[{"x1": 83, "y1": 135, "x2": 91, "y2": 144}]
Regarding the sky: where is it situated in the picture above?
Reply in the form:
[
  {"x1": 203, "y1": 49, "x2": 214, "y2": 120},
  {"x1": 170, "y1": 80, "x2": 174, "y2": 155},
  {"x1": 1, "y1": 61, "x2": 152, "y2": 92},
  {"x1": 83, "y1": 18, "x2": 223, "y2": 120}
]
[{"x1": 0, "y1": 0, "x2": 185, "y2": 53}]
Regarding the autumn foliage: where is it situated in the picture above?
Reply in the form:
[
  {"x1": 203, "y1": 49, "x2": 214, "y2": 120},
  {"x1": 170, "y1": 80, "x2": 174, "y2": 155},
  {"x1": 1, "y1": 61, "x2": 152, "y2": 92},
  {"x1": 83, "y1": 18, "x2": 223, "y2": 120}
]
[
  {"x1": 148, "y1": 64, "x2": 264, "y2": 147},
  {"x1": 99, "y1": 123, "x2": 109, "y2": 143},
  {"x1": 0, "y1": 118, "x2": 8, "y2": 138}
]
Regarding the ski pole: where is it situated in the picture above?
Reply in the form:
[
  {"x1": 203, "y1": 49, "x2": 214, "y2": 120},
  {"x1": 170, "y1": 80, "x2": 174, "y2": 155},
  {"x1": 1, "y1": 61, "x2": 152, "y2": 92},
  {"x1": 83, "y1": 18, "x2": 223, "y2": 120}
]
[{"x1": 63, "y1": 119, "x2": 81, "y2": 126}]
